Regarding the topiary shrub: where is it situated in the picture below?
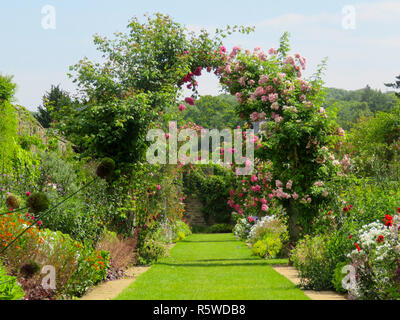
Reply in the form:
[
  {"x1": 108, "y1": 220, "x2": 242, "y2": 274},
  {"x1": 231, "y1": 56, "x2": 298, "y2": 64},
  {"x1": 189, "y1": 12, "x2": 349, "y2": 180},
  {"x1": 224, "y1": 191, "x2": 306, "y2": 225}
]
[
  {"x1": 27, "y1": 192, "x2": 49, "y2": 214},
  {"x1": 96, "y1": 157, "x2": 115, "y2": 179},
  {"x1": 5, "y1": 194, "x2": 21, "y2": 210}
]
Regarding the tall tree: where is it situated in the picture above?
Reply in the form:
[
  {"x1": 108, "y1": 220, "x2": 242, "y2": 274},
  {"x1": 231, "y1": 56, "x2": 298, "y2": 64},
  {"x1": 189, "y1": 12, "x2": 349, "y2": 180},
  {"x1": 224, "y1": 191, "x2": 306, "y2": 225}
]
[
  {"x1": 385, "y1": 75, "x2": 400, "y2": 98},
  {"x1": 34, "y1": 85, "x2": 72, "y2": 128}
]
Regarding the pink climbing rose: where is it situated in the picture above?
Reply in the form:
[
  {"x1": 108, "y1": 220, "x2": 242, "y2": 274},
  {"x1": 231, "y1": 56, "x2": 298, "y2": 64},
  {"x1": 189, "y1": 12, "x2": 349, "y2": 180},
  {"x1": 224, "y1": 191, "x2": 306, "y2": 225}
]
[{"x1": 185, "y1": 97, "x2": 195, "y2": 106}]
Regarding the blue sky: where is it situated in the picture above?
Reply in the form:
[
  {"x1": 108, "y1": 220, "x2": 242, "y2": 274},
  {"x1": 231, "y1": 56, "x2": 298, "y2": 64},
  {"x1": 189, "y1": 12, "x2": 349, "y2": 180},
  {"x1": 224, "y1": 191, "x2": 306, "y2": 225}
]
[{"x1": 1, "y1": 0, "x2": 399, "y2": 111}]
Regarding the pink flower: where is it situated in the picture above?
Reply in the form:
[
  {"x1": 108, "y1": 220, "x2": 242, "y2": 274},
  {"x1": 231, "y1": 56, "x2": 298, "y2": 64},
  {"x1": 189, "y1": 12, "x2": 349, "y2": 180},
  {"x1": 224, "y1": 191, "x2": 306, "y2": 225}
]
[
  {"x1": 268, "y1": 48, "x2": 278, "y2": 55},
  {"x1": 238, "y1": 77, "x2": 246, "y2": 86},
  {"x1": 270, "y1": 102, "x2": 279, "y2": 110},
  {"x1": 292, "y1": 192, "x2": 299, "y2": 200},
  {"x1": 261, "y1": 204, "x2": 269, "y2": 212},
  {"x1": 225, "y1": 64, "x2": 232, "y2": 74},
  {"x1": 26, "y1": 191, "x2": 31, "y2": 197},
  {"x1": 229, "y1": 189, "x2": 235, "y2": 197},
  {"x1": 37, "y1": 220, "x2": 43, "y2": 226},
  {"x1": 268, "y1": 93, "x2": 278, "y2": 103},
  {"x1": 250, "y1": 112, "x2": 259, "y2": 122},
  {"x1": 165, "y1": 133, "x2": 170, "y2": 139},
  {"x1": 275, "y1": 180, "x2": 283, "y2": 188},
  {"x1": 185, "y1": 97, "x2": 195, "y2": 106},
  {"x1": 286, "y1": 180, "x2": 293, "y2": 190},
  {"x1": 261, "y1": 198, "x2": 268, "y2": 205},
  {"x1": 178, "y1": 104, "x2": 186, "y2": 112},
  {"x1": 157, "y1": 184, "x2": 161, "y2": 191},
  {"x1": 251, "y1": 175, "x2": 258, "y2": 183}
]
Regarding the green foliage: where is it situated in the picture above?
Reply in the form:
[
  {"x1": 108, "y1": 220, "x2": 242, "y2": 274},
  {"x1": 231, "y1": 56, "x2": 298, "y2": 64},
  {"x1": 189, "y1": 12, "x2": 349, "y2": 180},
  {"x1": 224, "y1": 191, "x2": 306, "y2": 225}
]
[
  {"x1": 332, "y1": 262, "x2": 348, "y2": 294},
  {"x1": 344, "y1": 106, "x2": 400, "y2": 178},
  {"x1": 324, "y1": 86, "x2": 398, "y2": 130},
  {"x1": 33, "y1": 85, "x2": 73, "y2": 128},
  {"x1": 55, "y1": 14, "x2": 235, "y2": 169},
  {"x1": 252, "y1": 237, "x2": 282, "y2": 259},
  {"x1": 174, "y1": 231, "x2": 186, "y2": 242},
  {"x1": 183, "y1": 164, "x2": 234, "y2": 223},
  {"x1": 208, "y1": 223, "x2": 233, "y2": 233},
  {"x1": 137, "y1": 237, "x2": 167, "y2": 265},
  {"x1": 385, "y1": 75, "x2": 400, "y2": 98},
  {"x1": 0, "y1": 264, "x2": 24, "y2": 300},
  {"x1": 171, "y1": 94, "x2": 243, "y2": 130},
  {"x1": 292, "y1": 234, "x2": 333, "y2": 290}
]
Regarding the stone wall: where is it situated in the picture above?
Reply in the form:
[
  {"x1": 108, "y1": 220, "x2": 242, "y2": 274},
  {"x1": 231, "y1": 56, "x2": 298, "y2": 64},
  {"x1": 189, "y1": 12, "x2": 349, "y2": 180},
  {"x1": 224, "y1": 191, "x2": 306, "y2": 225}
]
[{"x1": 183, "y1": 195, "x2": 206, "y2": 226}]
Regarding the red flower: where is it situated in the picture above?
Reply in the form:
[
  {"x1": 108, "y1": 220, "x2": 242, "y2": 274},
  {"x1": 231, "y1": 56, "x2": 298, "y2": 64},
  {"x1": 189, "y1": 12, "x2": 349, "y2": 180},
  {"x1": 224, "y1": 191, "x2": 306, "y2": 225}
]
[
  {"x1": 383, "y1": 214, "x2": 393, "y2": 227},
  {"x1": 355, "y1": 243, "x2": 361, "y2": 252},
  {"x1": 184, "y1": 97, "x2": 195, "y2": 106},
  {"x1": 348, "y1": 234, "x2": 353, "y2": 240},
  {"x1": 377, "y1": 235, "x2": 384, "y2": 243},
  {"x1": 397, "y1": 207, "x2": 400, "y2": 214},
  {"x1": 26, "y1": 191, "x2": 31, "y2": 196}
]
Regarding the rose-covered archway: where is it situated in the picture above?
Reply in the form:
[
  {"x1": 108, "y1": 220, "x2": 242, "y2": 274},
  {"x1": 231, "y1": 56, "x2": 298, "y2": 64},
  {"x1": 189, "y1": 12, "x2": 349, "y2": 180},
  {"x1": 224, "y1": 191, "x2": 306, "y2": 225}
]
[{"x1": 177, "y1": 33, "x2": 343, "y2": 242}]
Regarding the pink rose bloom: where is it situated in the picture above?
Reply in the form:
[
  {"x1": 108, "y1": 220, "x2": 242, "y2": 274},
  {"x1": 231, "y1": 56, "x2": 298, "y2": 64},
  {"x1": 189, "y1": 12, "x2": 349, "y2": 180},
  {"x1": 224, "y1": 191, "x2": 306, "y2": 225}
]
[
  {"x1": 185, "y1": 97, "x2": 195, "y2": 106},
  {"x1": 259, "y1": 75, "x2": 269, "y2": 84},
  {"x1": 254, "y1": 86, "x2": 266, "y2": 97},
  {"x1": 229, "y1": 189, "x2": 235, "y2": 197},
  {"x1": 238, "y1": 193, "x2": 243, "y2": 198},
  {"x1": 250, "y1": 112, "x2": 259, "y2": 122},
  {"x1": 261, "y1": 204, "x2": 269, "y2": 212},
  {"x1": 248, "y1": 80, "x2": 255, "y2": 86},
  {"x1": 271, "y1": 102, "x2": 279, "y2": 110},
  {"x1": 238, "y1": 77, "x2": 246, "y2": 86},
  {"x1": 322, "y1": 190, "x2": 329, "y2": 197},
  {"x1": 157, "y1": 184, "x2": 161, "y2": 191},
  {"x1": 286, "y1": 180, "x2": 293, "y2": 190},
  {"x1": 275, "y1": 180, "x2": 283, "y2": 188},
  {"x1": 165, "y1": 133, "x2": 170, "y2": 139},
  {"x1": 268, "y1": 93, "x2": 278, "y2": 103},
  {"x1": 260, "y1": 198, "x2": 268, "y2": 204},
  {"x1": 292, "y1": 192, "x2": 299, "y2": 200},
  {"x1": 251, "y1": 175, "x2": 258, "y2": 183},
  {"x1": 178, "y1": 104, "x2": 186, "y2": 112},
  {"x1": 225, "y1": 64, "x2": 232, "y2": 74},
  {"x1": 268, "y1": 48, "x2": 278, "y2": 55},
  {"x1": 314, "y1": 181, "x2": 324, "y2": 187},
  {"x1": 261, "y1": 95, "x2": 269, "y2": 102}
]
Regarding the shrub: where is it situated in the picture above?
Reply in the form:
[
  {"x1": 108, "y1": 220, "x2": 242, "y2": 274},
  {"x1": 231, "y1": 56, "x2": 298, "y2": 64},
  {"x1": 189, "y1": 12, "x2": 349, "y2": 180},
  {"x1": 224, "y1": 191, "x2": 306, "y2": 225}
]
[
  {"x1": 248, "y1": 215, "x2": 288, "y2": 244},
  {"x1": 252, "y1": 237, "x2": 282, "y2": 259},
  {"x1": 175, "y1": 231, "x2": 186, "y2": 242},
  {"x1": 0, "y1": 263, "x2": 25, "y2": 300},
  {"x1": 208, "y1": 223, "x2": 233, "y2": 233},
  {"x1": 96, "y1": 230, "x2": 137, "y2": 270},
  {"x1": 346, "y1": 215, "x2": 400, "y2": 300},
  {"x1": 292, "y1": 234, "x2": 334, "y2": 290},
  {"x1": 174, "y1": 220, "x2": 192, "y2": 237},
  {"x1": 137, "y1": 237, "x2": 167, "y2": 265},
  {"x1": 332, "y1": 262, "x2": 348, "y2": 294},
  {"x1": 233, "y1": 216, "x2": 257, "y2": 241}
]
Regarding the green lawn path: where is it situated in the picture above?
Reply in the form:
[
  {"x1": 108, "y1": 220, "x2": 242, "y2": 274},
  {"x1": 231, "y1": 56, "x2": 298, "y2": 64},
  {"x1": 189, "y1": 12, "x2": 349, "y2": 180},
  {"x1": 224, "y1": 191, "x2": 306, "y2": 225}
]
[{"x1": 116, "y1": 233, "x2": 309, "y2": 300}]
